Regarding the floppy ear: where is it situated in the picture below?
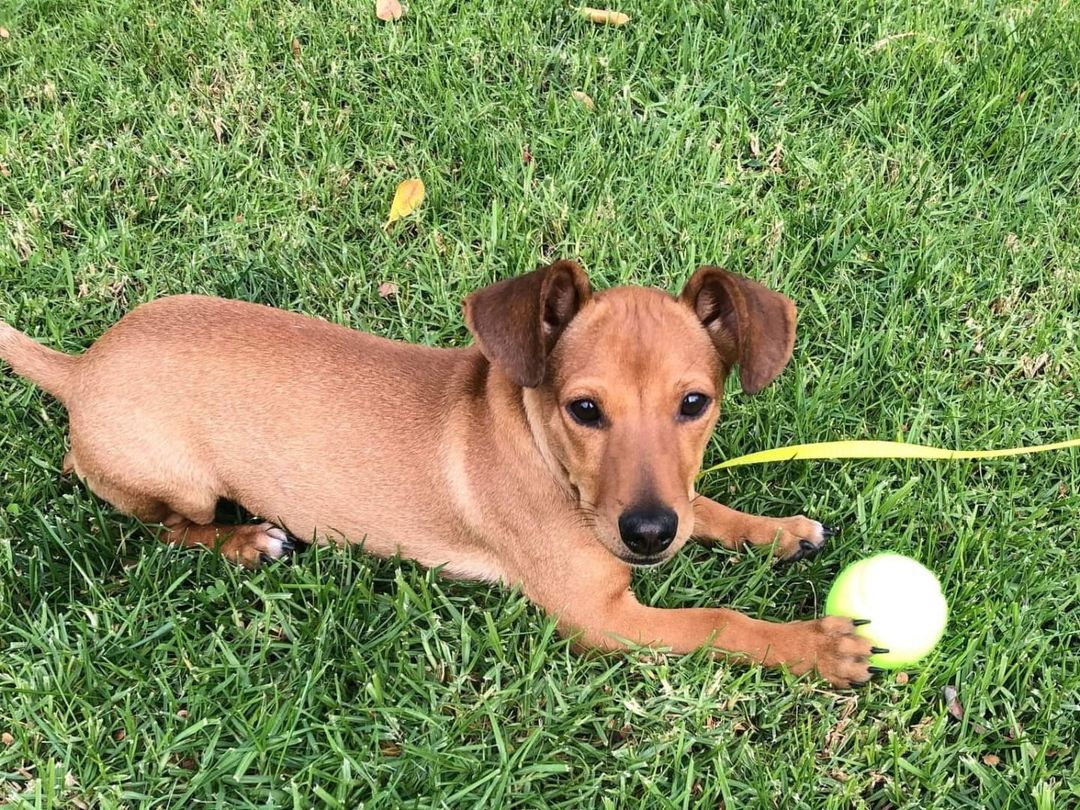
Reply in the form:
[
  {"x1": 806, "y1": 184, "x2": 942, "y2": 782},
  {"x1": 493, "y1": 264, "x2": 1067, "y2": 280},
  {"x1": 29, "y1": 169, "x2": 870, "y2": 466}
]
[
  {"x1": 463, "y1": 259, "x2": 592, "y2": 388},
  {"x1": 680, "y1": 266, "x2": 796, "y2": 395}
]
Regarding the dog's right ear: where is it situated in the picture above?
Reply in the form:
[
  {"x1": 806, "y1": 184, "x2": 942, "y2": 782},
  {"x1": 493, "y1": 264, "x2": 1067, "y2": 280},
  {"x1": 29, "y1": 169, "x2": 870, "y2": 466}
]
[{"x1": 463, "y1": 260, "x2": 592, "y2": 388}]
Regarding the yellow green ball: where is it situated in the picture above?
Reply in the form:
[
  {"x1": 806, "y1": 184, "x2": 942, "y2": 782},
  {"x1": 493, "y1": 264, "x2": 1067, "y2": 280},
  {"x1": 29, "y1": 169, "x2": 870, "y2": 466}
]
[{"x1": 825, "y1": 553, "x2": 948, "y2": 669}]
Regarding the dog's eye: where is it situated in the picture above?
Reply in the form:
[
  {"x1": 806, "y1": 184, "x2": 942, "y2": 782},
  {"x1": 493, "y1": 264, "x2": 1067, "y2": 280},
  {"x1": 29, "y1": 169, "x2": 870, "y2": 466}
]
[
  {"x1": 567, "y1": 398, "x2": 602, "y2": 427},
  {"x1": 679, "y1": 392, "x2": 710, "y2": 419}
]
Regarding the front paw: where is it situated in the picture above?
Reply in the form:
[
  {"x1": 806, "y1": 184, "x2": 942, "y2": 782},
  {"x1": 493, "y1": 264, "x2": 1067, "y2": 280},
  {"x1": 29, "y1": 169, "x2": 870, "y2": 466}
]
[
  {"x1": 744, "y1": 515, "x2": 836, "y2": 562},
  {"x1": 796, "y1": 616, "x2": 883, "y2": 688}
]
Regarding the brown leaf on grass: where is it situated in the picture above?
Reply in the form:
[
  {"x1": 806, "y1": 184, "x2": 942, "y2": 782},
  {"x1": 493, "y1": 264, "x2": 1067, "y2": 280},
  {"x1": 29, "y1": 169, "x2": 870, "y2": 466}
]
[
  {"x1": 767, "y1": 141, "x2": 784, "y2": 173},
  {"x1": 749, "y1": 133, "x2": 761, "y2": 158},
  {"x1": 579, "y1": 7, "x2": 630, "y2": 26},
  {"x1": 291, "y1": 38, "x2": 302, "y2": 61},
  {"x1": 384, "y1": 177, "x2": 425, "y2": 227},
  {"x1": 212, "y1": 116, "x2": 225, "y2": 142},
  {"x1": 0, "y1": 161, "x2": 9, "y2": 177},
  {"x1": 1004, "y1": 232, "x2": 1020, "y2": 253},
  {"x1": 895, "y1": 671, "x2": 910, "y2": 685},
  {"x1": 944, "y1": 685, "x2": 964, "y2": 721},
  {"x1": 379, "y1": 741, "x2": 402, "y2": 756},
  {"x1": 1019, "y1": 353, "x2": 1049, "y2": 378},
  {"x1": 112, "y1": 729, "x2": 126, "y2": 742},
  {"x1": 0, "y1": 26, "x2": 9, "y2": 39},
  {"x1": 982, "y1": 753, "x2": 1001, "y2": 767},
  {"x1": 572, "y1": 90, "x2": 595, "y2": 109},
  {"x1": 1, "y1": 732, "x2": 13, "y2": 746},
  {"x1": 377, "y1": 282, "x2": 399, "y2": 298},
  {"x1": 376, "y1": 0, "x2": 403, "y2": 21}
]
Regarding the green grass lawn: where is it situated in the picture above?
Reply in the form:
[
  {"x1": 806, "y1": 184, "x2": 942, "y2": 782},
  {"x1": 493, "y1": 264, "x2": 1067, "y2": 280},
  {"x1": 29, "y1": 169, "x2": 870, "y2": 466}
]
[{"x1": 2, "y1": 0, "x2": 1079, "y2": 806}]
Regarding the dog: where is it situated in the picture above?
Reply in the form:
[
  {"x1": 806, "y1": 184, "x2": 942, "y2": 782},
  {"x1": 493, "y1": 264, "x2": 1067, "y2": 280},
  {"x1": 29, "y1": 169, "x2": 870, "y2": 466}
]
[{"x1": 0, "y1": 261, "x2": 882, "y2": 686}]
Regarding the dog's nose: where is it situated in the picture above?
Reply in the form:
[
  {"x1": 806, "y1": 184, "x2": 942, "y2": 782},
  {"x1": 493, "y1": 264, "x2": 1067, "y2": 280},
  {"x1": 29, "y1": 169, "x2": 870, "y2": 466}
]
[{"x1": 618, "y1": 506, "x2": 678, "y2": 556}]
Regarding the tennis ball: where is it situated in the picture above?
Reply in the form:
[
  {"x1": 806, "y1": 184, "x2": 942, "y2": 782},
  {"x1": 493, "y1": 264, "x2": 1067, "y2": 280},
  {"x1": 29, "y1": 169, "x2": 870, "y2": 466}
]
[{"x1": 825, "y1": 553, "x2": 947, "y2": 669}]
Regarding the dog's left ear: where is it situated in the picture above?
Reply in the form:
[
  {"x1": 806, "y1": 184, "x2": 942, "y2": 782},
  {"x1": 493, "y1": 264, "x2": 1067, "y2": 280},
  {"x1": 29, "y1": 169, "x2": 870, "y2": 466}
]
[
  {"x1": 463, "y1": 260, "x2": 592, "y2": 388},
  {"x1": 680, "y1": 266, "x2": 796, "y2": 395}
]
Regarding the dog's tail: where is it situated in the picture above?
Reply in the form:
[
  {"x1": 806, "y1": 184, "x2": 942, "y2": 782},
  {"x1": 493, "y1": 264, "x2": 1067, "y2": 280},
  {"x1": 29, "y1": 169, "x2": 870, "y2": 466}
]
[{"x1": 0, "y1": 320, "x2": 77, "y2": 403}]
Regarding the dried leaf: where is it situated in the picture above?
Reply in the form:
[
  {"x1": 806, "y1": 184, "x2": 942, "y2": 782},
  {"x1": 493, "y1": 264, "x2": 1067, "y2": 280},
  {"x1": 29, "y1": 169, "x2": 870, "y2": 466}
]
[
  {"x1": 572, "y1": 90, "x2": 595, "y2": 109},
  {"x1": 944, "y1": 685, "x2": 964, "y2": 721},
  {"x1": 378, "y1": 282, "x2": 399, "y2": 298},
  {"x1": 982, "y1": 753, "x2": 1001, "y2": 767},
  {"x1": 376, "y1": 0, "x2": 403, "y2": 21},
  {"x1": 1019, "y1": 353, "x2": 1049, "y2": 378},
  {"x1": 895, "y1": 671, "x2": 909, "y2": 685},
  {"x1": 580, "y1": 7, "x2": 630, "y2": 26},
  {"x1": 384, "y1": 177, "x2": 425, "y2": 227},
  {"x1": 291, "y1": 38, "x2": 302, "y2": 61},
  {"x1": 113, "y1": 729, "x2": 126, "y2": 742},
  {"x1": 1, "y1": 731, "x2": 13, "y2": 745},
  {"x1": 1004, "y1": 232, "x2": 1020, "y2": 253},
  {"x1": 380, "y1": 741, "x2": 402, "y2": 756},
  {"x1": 522, "y1": 144, "x2": 532, "y2": 164},
  {"x1": 749, "y1": 133, "x2": 762, "y2": 158},
  {"x1": 212, "y1": 116, "x2": 225, "y2": 142},
  {"x1": 0, "y1": 27, "x2": 9, "y2": 39},
  {"x1": 0, "y1": 161, "x2": 9, "y2": 177}
]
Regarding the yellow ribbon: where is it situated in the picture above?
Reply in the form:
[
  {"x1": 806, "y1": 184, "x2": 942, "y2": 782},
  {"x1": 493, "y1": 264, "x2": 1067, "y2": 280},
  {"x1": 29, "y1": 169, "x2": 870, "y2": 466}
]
[{"x1": 700, "y1": 437, "x2": 1080, "y2": 474}]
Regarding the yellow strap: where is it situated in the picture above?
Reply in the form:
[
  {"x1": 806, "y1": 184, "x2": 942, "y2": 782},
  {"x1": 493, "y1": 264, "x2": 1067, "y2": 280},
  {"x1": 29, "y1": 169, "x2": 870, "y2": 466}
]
[{"x1": 700, "y1": 437, "x2": 1080, "y2": 474}]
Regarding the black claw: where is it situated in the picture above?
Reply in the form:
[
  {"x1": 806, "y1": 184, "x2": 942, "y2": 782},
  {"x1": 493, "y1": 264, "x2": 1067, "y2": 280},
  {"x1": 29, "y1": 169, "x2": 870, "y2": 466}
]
[
  {"x1": 258, "y1": 552, "x2": 272, "y2": 564},
  {"x1": 852, "y1": 619, "x2": 872, "y2": 627},
  {"x1": 281, "y1": 537, "x2": 296, "y2": 554},
  {"x1": 851, "y1": 678, "x2": 871, "y2": 688},
  {"x1": 868, "y1": 666, "x2": 886, "y2": 674},
  {"x1": 870, "y1": 646, "x2": 890, "y2": 655},
  {"x1": 799, "y1": 539, "x2": 819, "y2": 553},
  {"x1": 823, "y1": 525, "x2": 840, "y2": 538}
]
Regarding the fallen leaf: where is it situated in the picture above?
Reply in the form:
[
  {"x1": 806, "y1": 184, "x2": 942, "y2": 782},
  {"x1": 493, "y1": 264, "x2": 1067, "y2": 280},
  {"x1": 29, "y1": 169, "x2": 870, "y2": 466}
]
[
  {"x1": 380, "y1": 741, "x2": 401, "y2": 756},
  {"x1": 767, "y1": 141, "x2": 784, "y2": 173},
  {"x1": 1019, "y1": 353, "x2": 1049, "y2": 378},
  {"x1": 579, "y1": 7, "x2": 630, "y2": 26},
  {"x1": 0, "y1": 26, "x2": 9, "y2": 39},
  {"x1": 212, "y1": 116, "x2": 225, "y2": 142},
  {"x1": 378, "y1": 282, "x2": 399, "y2": 298},
  {"x1": 291, "y1": 38, "x2": 302, "y2": 61},
  {"x1": 113, "y1": 729, "x2": 126, "y2": 742},
  {"x1": 384, "y1": 178, "x2": 425, "y2": 227},
  {"x1": 982, "y1": 753, "x2": 1001, "y2": 767},
  {"x1": 0, "y1": 162, "x2": 9, "y2": 177},
  {"x1": 572, "y1": 90, "x2": 595, "y2": 109},
  {"x1": 943, "y1": 685, "x2": 964, "y2": 721},
  {"x1": 1, "y1": 732, "x2": 13, "y2": 745},
  {"x1": 749, "y1": 133, "x2": 762, "y2": 158},
  {"x1": 895, "y1": 671, "x2": 909, "y2": 685},
  {"x1": 1004, "y1": 232, "x2": 1020, "y2": 253},
  {"x1": 376, "y1": 0, "x2": 403, "y2": 21}
]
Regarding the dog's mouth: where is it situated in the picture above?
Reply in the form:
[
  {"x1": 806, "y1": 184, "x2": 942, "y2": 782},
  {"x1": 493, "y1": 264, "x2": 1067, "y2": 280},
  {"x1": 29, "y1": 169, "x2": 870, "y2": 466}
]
[{"x1": 615, "y1": 551, "x2": 670, "y2": 568}]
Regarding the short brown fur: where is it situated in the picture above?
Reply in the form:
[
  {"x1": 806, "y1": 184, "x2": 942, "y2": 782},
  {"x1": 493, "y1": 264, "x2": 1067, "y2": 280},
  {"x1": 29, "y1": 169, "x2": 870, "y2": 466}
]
[{"x1": 0, "y1": 262, "x2": 875, "y2": 686}]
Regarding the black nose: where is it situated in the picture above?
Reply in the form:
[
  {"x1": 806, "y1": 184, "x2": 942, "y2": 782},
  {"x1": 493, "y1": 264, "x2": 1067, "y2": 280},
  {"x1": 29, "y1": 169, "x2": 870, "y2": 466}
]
[{"x1": 618, "y1": 506, "x2": 678, "y2": 556}]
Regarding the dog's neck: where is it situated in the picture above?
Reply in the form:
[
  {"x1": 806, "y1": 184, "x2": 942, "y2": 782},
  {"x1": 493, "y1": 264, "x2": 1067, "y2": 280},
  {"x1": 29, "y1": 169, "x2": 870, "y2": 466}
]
[{"x1": 466, "y1": 353, "x2": 577, "y2": 501}]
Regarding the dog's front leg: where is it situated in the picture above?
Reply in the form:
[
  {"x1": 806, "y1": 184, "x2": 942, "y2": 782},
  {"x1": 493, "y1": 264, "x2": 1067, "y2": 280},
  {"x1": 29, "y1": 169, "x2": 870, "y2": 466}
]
[
  {"x1": 559, "y1": 585, "x2": 876, "y2": 688},
  {"x1": 691, "y1": 496, "x2": 836, "y2": 562}
]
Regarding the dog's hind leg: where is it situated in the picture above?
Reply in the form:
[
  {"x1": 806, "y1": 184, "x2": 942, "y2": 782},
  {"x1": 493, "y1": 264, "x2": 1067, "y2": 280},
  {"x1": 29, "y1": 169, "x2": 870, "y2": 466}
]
[{"x1": 159, "y1": 515, "x2": 295, "y2": 569}]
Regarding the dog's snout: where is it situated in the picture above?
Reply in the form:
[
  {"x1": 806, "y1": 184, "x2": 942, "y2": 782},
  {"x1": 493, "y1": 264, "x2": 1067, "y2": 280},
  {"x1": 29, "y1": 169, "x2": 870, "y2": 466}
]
[{"x1": 618, "y1": 506, "x2": 678, "y2": 556}]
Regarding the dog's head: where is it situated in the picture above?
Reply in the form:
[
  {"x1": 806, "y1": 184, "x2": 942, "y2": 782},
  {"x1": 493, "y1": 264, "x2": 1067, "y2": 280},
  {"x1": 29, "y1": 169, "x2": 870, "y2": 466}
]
[{"x1": 464, "y1": 260, "x2": 796, "y2": 566}]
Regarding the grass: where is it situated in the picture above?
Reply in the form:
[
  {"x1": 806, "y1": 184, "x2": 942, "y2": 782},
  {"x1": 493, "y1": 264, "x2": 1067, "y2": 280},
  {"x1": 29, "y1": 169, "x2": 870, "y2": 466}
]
[{"x1": 1, "y1": 0, "x2": 1079, "y2": 805}]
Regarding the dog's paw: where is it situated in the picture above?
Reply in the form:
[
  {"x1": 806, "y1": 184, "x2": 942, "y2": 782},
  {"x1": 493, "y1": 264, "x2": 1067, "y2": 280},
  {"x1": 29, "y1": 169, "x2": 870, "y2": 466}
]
[
  {"x1": 803, "y1": 616, "x2": 883, "y2": 689},
  {"x1": 740, "y1": 515, "x2": 835, "y2": 562},
  {"x1": 222, "y1": 522, "x2": 297, "y2": 569}
]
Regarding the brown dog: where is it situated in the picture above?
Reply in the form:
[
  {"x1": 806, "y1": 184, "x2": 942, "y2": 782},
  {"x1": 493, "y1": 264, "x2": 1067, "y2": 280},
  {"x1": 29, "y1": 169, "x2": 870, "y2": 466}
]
[{"x1": 0, "y1": 262, "x2": 880, "y2": 686}]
